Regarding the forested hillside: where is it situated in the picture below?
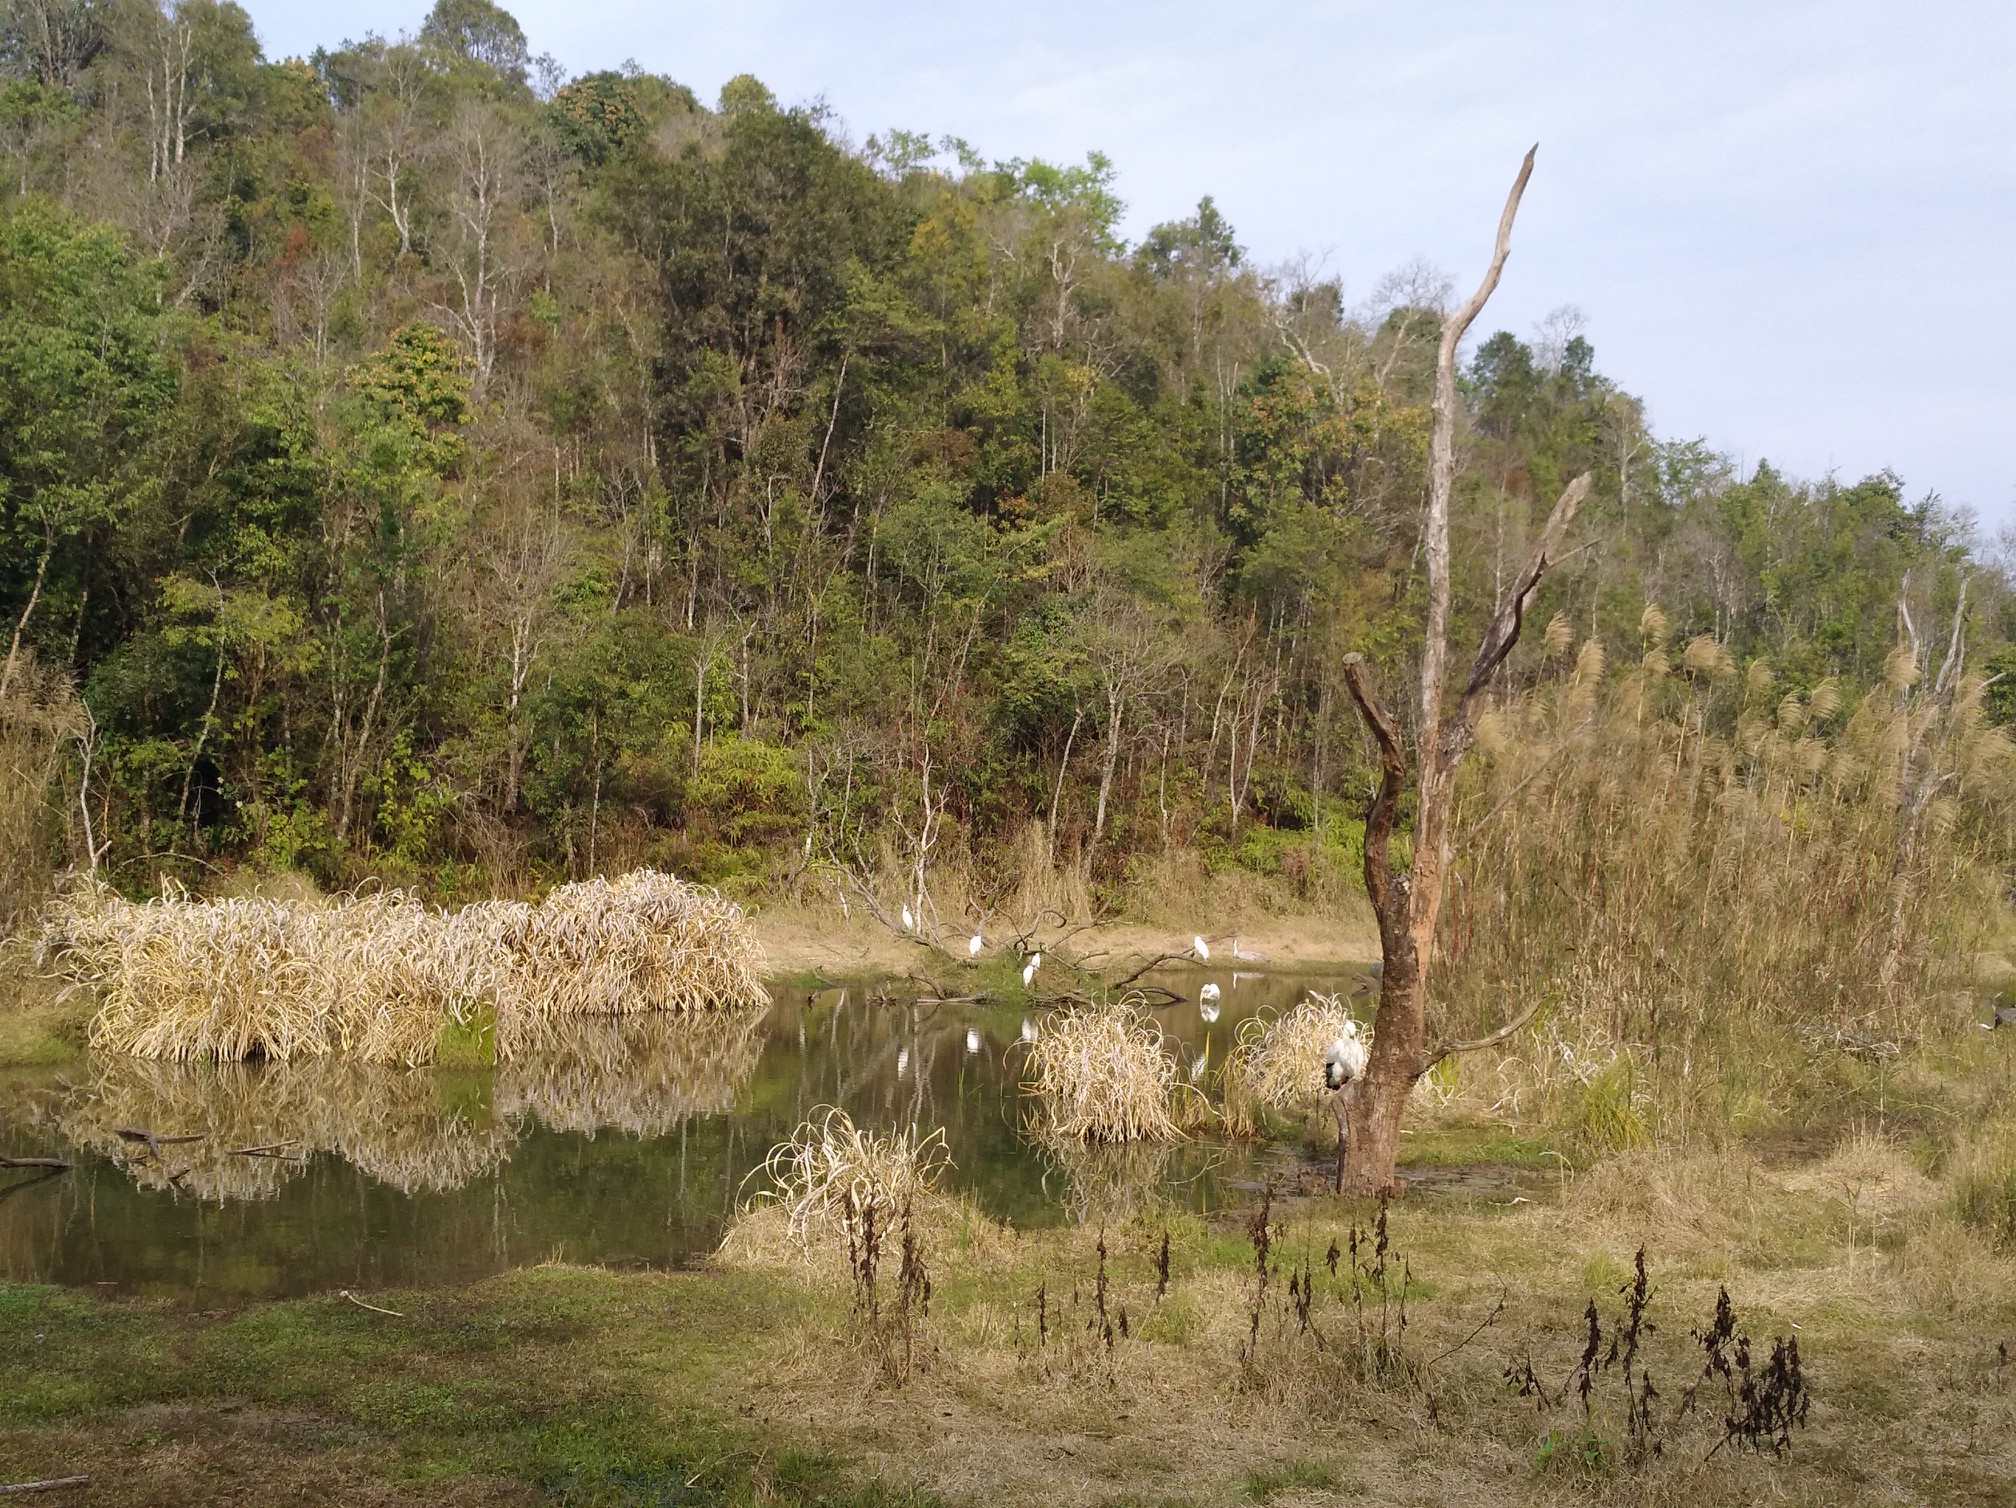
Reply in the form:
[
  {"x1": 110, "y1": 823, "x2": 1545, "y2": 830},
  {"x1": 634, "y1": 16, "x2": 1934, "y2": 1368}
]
[{"x1": 1, "y1": 0, "x2": 2008, "y2": 921}]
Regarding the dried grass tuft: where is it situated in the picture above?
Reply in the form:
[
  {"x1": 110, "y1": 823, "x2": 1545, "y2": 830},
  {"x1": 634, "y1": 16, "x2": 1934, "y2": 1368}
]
[
  {"x1": 1227, "y1": 993, "x2": 1358, "y2": 1123},
  {"x1": 1019, "y1": 997, "x2": 1189, "y2": 1143},
  {"x1": 41, "y1": 868, "x2": 767, "y2": 1065},
  {"x1": 739, "y1": 1106, "x2": 950, "y2": 1257}
]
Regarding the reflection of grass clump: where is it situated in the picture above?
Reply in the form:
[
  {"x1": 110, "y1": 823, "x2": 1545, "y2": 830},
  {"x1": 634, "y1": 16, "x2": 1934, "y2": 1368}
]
[{"x1": 495, "y1": 1009, "x2": 766, "y2": 1136}]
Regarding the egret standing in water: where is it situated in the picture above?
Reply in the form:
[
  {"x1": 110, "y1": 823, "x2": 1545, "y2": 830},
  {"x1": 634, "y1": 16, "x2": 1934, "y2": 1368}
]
[{"x1": 1198, "y1": 980, "x2": 1222, "y2": 1023}]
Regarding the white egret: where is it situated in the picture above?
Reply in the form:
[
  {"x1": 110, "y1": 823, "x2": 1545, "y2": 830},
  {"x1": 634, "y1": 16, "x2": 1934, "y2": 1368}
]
[
  {"x1": 901, "y1": 903, "x2": 915, "y2": 930},
  {"x1": 1198, "y1": 981, "x2": 1221, "y2": 1003},
  {"x1": 1192, "y1": 935, "x2": 1210, "y2": 961},
  {"x1": 968, "y1": 933, "x2": 984, "y2": 957},
  {"x1": 1323, "y1": 1019, "x2": 1368, "y2": 1091},
  {"x1": 1021, "y1": 951, "x2": 1041, "y2": 987}
]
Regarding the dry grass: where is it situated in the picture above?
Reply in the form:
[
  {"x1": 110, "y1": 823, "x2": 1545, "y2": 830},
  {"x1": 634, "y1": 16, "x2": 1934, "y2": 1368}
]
[
  {"x1": 40, "y1": 868, "x2": 767, "y2": 1065},
  {"x1": 474, "y1": 870, "x2": 767, "y2": 1036},
  {"x1": 732, "y1": 1106, "x2": 950, "y2": 1256},
  {"x1": 1225, "y1": 992, "x2": 1357, "y2": 1134},
  {"x1": 719, "y1": 1108, "x2": 1017, "y2": 1283},
  {"x1": 1018, "y1": 998, "x2": 1190, "y2": 1143},
  {"x1": 1441, "y1": 615, "x2": 2015, "y2": 1133},
  {"x1": 0, "y1": 654, "x2": 85, "y2": 937}
]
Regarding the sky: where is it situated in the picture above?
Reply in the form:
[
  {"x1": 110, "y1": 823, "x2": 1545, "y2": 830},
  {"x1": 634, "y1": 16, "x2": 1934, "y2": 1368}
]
[{"x1": 243, "y1": 1, "x2": 2016, "y2": 530}]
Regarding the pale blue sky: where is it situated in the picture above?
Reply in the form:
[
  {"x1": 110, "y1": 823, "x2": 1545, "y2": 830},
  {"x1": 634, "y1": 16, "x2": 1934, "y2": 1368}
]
[{"x1": 244, "y1": 1, "x2": 2016, "y2": 528}]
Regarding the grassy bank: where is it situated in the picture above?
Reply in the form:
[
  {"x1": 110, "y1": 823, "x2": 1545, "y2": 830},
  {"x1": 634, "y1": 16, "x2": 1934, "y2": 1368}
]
[{"x1": 6, "y1": 1101, "x2": 2015, "y2": 1505}]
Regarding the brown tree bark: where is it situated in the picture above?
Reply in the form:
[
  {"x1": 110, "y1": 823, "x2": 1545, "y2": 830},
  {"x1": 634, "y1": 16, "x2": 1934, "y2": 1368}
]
[{"x1": 1331, "y1": 146, "x2": 1592, "y2": 1195}]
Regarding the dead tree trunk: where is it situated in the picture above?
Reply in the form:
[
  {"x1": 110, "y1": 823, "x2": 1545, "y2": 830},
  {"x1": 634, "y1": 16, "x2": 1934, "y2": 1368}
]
[{"x1": 1334, "y1": 146, "x2": 1591, "y2": 1195}]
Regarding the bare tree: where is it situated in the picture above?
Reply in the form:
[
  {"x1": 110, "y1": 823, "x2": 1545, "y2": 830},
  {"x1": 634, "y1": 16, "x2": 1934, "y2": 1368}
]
[
  {"x1": 1335, "y1": 147, "x2": 1592, "y2": 1195},
  {"x1": 437, "y1": 100, "x2": 522, "y2": 392}
]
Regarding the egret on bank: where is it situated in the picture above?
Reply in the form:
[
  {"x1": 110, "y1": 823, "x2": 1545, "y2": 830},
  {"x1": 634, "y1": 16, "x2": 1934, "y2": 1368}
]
[
  {"x1": 968, "y1": 933, "x2": 984, "y2": 957},
  {"x1": 1192, "y1": 935, "x2": 1211, "y2": 961},
  {"x1": 901, "y1": 903, "x2": 915, "y2": 931},
  {"x1": 1022, "y1": 952, "x2": 1041, "y2": 987}
]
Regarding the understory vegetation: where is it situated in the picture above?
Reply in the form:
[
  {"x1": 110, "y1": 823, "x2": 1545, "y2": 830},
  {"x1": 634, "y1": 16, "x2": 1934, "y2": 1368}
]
[{"x1": 0, "y1": 0, "x2": 2007, "y2": 945}]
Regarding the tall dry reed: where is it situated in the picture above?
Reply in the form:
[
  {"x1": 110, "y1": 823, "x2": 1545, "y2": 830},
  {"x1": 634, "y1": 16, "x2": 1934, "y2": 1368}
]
[
  {"x1": 1437, "y1": 614, "x2": 2013, "y2": 1130},
  {"x1": 42, "y1": 868, "x2": 768, "y2": 1065},
  {"x1": 1019, "y1": 997, "x2": 1190, "y2": 1143}
]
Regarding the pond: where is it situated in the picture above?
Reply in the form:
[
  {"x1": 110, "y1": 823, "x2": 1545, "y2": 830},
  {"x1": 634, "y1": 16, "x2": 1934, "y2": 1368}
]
[{"x1": 0, "y1": 966, "x2": 1371, "y2": 1300}]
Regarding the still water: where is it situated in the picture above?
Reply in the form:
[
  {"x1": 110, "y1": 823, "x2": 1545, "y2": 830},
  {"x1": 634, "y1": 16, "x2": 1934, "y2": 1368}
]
[{"x1": 0, "y1": 967, "x2": 1366, "y2": 1299}]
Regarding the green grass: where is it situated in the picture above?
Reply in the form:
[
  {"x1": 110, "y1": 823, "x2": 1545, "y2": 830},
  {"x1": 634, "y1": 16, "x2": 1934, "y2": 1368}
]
[
  {"x1": 1234, "y1": 1461, "x2": 1339, "y2": 1499},
  {"x1": 0, "y1": 1268, "x2": 935, "y2": 1506}
]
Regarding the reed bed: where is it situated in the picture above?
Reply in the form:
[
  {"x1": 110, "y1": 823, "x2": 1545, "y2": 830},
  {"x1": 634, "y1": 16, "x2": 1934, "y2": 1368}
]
[
  {"x1": 41, "y1": 868, "x2": 767, "y2": 1065},
  {"x1": 494, "y1": 1008, "x2": 766, "y2": 1136},
  {"x1": 1019, "y1": 997, "x2": 1189, "y2": 1143},
  {"x1": 1438, "y1": 613, "x2": 2016, "y2": 1133}
]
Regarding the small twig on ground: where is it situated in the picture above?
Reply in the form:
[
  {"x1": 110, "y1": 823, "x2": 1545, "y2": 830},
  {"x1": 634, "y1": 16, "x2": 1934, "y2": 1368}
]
[
  {"x1": 0, "y1": 1156, "x2": 74, "y2": 1171},
  {"x1": 0, "y1": 1478, "x2": 90, "y2": 1496},
  {"x1": 339, "y1": 1290, "x2": 405, "y2": 1318}
]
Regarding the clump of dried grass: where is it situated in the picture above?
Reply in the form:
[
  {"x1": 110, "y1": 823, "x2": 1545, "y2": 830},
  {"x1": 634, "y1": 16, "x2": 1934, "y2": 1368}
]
[
  {"x1": 741, "y1": 1106, "x2": 950, "y2": 1254},
  {"x1": 1226, "y1": 993, "x2": 1358, "y2": 1133},
  {"x1": 721, "y1": 1107, "x2": 1013, "y2": 1284},
  {"x1": 41, "y1": 868, "x2": 767, "y2": 1065},
  {"x1": 477, "y1": 871, "x2": 767, "y2": 1042},
  {"x1": 47, "y1": 881, "x2": 482, "y2": 1065},
  {"x1": 1020, "y1": 997, "x2": 1190, "y2": 1143}
]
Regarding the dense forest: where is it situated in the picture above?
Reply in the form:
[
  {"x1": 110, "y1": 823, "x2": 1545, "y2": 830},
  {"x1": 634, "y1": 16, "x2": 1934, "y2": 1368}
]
[{"x1": 1, "y1": 0, "x2": 2008, "y2": 929}]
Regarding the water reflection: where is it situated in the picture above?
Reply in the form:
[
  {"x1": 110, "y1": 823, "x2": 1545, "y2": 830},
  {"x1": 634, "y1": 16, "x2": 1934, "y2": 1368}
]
[{"x1": 0, "y1": 966, "x2": 1364, "y2": 1297}]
